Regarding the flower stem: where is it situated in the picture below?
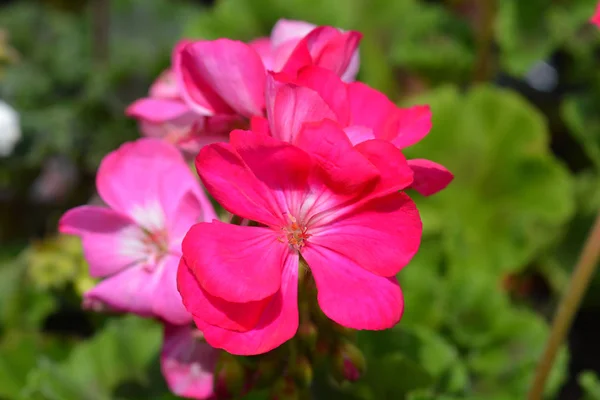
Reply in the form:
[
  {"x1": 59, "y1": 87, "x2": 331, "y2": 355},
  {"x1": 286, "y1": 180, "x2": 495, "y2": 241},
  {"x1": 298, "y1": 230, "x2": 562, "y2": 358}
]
[{"x1": 527, "y1": 211, "x2": 600, "y2": 400}]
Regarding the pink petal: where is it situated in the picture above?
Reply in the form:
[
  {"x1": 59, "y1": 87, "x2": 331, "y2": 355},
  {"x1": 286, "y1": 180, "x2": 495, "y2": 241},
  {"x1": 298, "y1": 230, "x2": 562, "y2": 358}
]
[
  {"x1": 196, "y1": 140, "x2": 287, "y2": 226},
  {"x1": 126, "y1": 98, "x2": 191, "y2": 124},
  {"x1": 309, "y1": 192, "x2": 422, "y2": 277},
  {"x1": 265, "y1": 73, "x2": 336, "y2": 143},
  {"x1": 182, "y1": 222, "x2": 286, "y2": 303},
  {"x1": 250, "y1": 116, "x2": 271, "y2": 136},
  {"x1": 390, "y1": 105, "x2": 432, "y2": 149},
  {"x1": 249, "y1": 37, "x2": 274, "y2": 71},
  {"x1": 344, "y1": 125, "x2": 375, "y2": 145},
  {"x1": 347, "y1": 82, "x2": 399, "y2": 140},
  {"x1": 96, "y1": 138, "x2": 185, "y2": 223},
  {"x1": 59, "y1": 206, "x2": 141, "y2": 277},
  {"x1": 294, "y1": 66, "x2": 350, "y2": 124},
  {"x1": 302, "y1": 244, "x2": 403, "y2": 330},
  {"x1": 161, "y1": 324, "x2": 218, "y2": 400},
  {"x1": 354, "y1": 139, "x2": 415, "y2": 198},
  {"x1": 149, "y1": 69, "x2": 180, "y2": 99},
  {"x1": 175, "y1": 41, "x2": 234, "y2": 116},
  {"x1": 181, "y1": 39, "x2": 266, "y2": 117},
  {"x1": 592, "y1": 2, "x2": 600, "y2": 27},
  {"x1": 295, "y1": 119, "x2": 379, "y2": 194},
  {"x1": 407, "y1": 159, "x2": 454, "y2": 196},
  {"x1": 178, "y1": 258, "x2": 271, "y2": 332},
  {"x1": 194, "y1": 253, "x2": 299, "y2": 355},
  {"x1": 84, "y1": 254, "x2": 186, "y2": 323},
  {"x1": 283, "y1": 27, "x2": 362, "y2": 78},
  {"x1": 340, "y1": 49, "x2": 360, "y2": 82},
  {"x1": 270, "y1": 19, "x2": 316, "y2": 48}
]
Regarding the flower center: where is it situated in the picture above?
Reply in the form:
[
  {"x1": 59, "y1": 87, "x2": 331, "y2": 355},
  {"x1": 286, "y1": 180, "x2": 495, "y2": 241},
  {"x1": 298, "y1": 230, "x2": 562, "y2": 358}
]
[
  {"x1": 281, "y1": 215, "x2": 311, "y2": 251},
  {"x1": 141, "y1": 228, "x2": 169, "y2": 261}
]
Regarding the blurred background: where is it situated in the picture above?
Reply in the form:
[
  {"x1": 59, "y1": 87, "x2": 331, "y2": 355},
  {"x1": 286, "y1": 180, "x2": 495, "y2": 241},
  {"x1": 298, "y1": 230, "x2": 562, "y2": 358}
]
[{"x1": 1, "y1": 0, "x2": 600, "y2": 398}]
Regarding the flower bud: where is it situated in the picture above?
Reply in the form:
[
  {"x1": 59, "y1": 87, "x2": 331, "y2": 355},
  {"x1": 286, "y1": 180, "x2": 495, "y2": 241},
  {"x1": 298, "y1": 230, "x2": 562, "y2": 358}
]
[
  {"x1": 291, "y1": 356, "x2": 313, "y2": 388},
  {"x1": 253, "y1": 355, "x2": 282, "y2": 388},
  {"x1": 214, "y1": 354, "x2": 246, "y2": 398},
  {"x1": 270, "y1": 378, "x2": 299, "y2": 400},
  {"x1": 332, "y1": 341, "x2": 366, "y2": 383},
  {"x1": 298, "y1": 321, "x2": 318, "y2": 351}
]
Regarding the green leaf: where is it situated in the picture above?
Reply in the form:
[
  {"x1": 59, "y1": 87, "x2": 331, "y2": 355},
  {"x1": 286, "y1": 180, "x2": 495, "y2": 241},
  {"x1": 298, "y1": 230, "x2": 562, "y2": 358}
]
[
  {"x1": 404, "y1": 85, "x2": 574, "y2": 276},
  {"x1": 580, "y1": 371, "x2": 600, "y2": 400},
  {"x1": 24, "y1": 316, "x2": 162, "y2": 400}
]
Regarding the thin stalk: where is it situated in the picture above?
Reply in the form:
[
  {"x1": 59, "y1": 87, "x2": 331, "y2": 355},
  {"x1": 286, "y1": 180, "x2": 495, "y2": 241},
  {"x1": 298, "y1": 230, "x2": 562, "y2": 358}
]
[{"x1": 527, "y1": 211, "x2": 600, "y2": 399}]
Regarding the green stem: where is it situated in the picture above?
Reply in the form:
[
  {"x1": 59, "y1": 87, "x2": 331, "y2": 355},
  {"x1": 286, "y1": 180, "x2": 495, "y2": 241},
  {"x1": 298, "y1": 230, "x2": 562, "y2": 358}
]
[
  {"x1": 472, "y1": 0, "x2": 496, "y2": 82},
  {"x1": 527, "y1": 211, "x2": 600, "y2": 400}
]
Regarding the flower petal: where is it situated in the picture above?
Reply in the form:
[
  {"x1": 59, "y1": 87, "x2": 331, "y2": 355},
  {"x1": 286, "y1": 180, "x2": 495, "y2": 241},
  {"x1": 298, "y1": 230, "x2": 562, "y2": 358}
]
[
  {"x1": 161, "y1": 324, "x2": 218, "y2": 400},
  {"x1": 407, "y1": 158, "x2": 454, "y2": 196},
  {"x1": 83, "y1": 255, "x2": 184, "y2": 323},
  {"x1": 59, "y1": 206, "x2": 141, "y2": 277},
  {"x1": 194, "y1": 253, "x2": 299, "y2": 355},
  {"x1": 270, "y1": 19, "x2": 316, "y2": 48},
  {"x1": 302, "y1": 244, "x2": 403, "y2": 330},
  {"x1": 96, "y1": 138, "x2": 186, "y2": 222},
  {"x1": 266, "y1": 73, "x2": 336, "y2": 143},
  {"x1": 182, "y1": 222, "x2": 286, "y2": 303},
  {"x1": 180, "y1": 39, "x2": 266, "y2": 117},
  {"x1": 340, "y1": 48, "x2": 360, "y2": 82},
  {"x1": 347, "y1": 81, "x2": 399, "y2": 140},
  {"x1": 309, "y1": 192, "x2": 422, "y2": 277},
  {"x1": 178, "y1": 258, "x2": 271, "y2": 332},
  {"x1": 294, "y1": 66, "x2": 350, "y2": 124},
  {"x1": 249, "y1": 37, "x2": 274, "y2": 71},
  {"x1": 354, "y1": 139, "x2": 414, "y2": 198},
  {"x1": 149, "y1": 69, "x2": 180, "y2": 99},
  {"x1": 295, "y1": 119, "x2": 378, "y2": 194},
  {"x1": 391, "y1": 105, "x2": 432, "y2": 149},
  {"x1": 126, "y1": 98, "x2": 191, "y2": 123}
]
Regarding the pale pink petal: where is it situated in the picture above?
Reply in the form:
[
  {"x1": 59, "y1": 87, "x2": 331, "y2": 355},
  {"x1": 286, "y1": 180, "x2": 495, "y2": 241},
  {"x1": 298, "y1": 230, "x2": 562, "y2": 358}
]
[
  {"x1": 249, "y1": 37, "x2": 274, "y2": 71},
  {"x1": 161, "y1": 324, "x2": 218, "y2": 400},
  {"x1": 302, "y1": 245, "x2": 403, "y2": 330},
  {"x1": 149, "y1": 69, "x2": 180, "y2": 99},
  {"x1": 182, "y1": 222, "x2": 286, "y2": 303},
  {"x1": 59, "y1": 206, "x2": 142, "y2": 277},
  {"x1": 196, "y1": 139, "x2": 288, "y2": 226},
  {"x1": 194, "y1": 253, "x2": 299, "y2": 355},
  {"x1": 354, "y1": 139, "x2": 414, "y2": 198},
  {"x1": 96, "y1": 139, "x2": 185, "y2": 224},
  {"x1": 344, "y1": 125, "x2": 375, "y2": 145},
  {"x1": 340, "y1": 49, "x2": 360, "y2": 82},
  {"x1": 175, "y1": 41, "x2": 234, "y2": 116},
  {"x1": 178, "y1": 258, "x2": 271, "y2": 332},
  {"x1": 126, "y1": 98, "x2": 191, "y2": 124},
  {"x1": 270, "y1": 19, "x2": 316, "y2": 48},
  {"x1": 151, "y1": 254, "x2": 193, "y2": 325},
  {"x1": 390, "y1": 105, "x2": 432, "y2": 149},
  {"x1": 407, "y1": 159, "x2": 454, "y2": 196},
  {"x1": 181, "y1": 39, "x2": 266, "y2": 117},
  {"x1": 295, "y1": 119, "x2": 378, "y2": 194},
  {"x1": 266, "y1": 73, "x2": 336, "y2": 143},
  {"x1": 309, "y1": 192, "x2": 422, "y2": 277}
]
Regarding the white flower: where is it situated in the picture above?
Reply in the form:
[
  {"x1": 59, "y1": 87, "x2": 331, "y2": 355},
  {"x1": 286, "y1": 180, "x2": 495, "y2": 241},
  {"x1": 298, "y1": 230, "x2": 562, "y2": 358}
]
[{"x1": 0, "y1": 100, "x2": 20, "y2": 157}]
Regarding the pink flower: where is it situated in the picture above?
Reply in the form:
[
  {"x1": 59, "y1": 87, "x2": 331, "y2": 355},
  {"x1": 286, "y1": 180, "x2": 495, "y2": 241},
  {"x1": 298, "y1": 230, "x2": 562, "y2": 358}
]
[
  {"x1": 59, "y1": 138, "x2": 217, "y2": 324},
  {"x1": 261, "y1": 66, "x2": 453, "y2": 196},
  {"x1": 592, "y1": 2, "x2": 600, "y2": 27},
  {"x1": 161, "y1": 324, "x2": 219, "y2": 400},
  {"x1": 126, "y1": 41, "x2": 241, "y2": 155},
  {"x1": 178, "y1": 126, "x2": 422, "y2": 355},
  {"x1": 174, "y1": 20, "x2": 361, "y2": 120}
]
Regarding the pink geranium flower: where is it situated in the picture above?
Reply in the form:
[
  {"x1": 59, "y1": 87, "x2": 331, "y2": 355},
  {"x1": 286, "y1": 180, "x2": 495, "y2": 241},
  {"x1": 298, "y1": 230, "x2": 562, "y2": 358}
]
[
  {"x1": 258, "y1": 66, "x2": 453, "y2": 196},
  {"x1": 126, "y1": 41, "x2": 242, "y2": 155},
  {"x1": 178, "y1": 125, "x2": 422, "y2": 355},
  {"x1": 174, "y1": 20, "x2": 361, "y2": 120},
  {"x1": 161, "y1": 324, "x2": 219, "y2": 399},
  {"x1": 59, "y1": 138, "x2": 217, "y2": 324}
]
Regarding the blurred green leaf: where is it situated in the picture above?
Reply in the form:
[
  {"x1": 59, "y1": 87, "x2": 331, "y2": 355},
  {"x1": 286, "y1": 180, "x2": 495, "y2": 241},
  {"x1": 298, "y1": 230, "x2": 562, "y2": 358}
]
[
  {"x1": 25, "y1": 315, "x2": 162, "y2": 400},
  {"x1": 405, "y1": 85, "x2": 574, "y2": 276},
  {"x1": 580, "y1": 371, "x2": 600, "y2": 400}
]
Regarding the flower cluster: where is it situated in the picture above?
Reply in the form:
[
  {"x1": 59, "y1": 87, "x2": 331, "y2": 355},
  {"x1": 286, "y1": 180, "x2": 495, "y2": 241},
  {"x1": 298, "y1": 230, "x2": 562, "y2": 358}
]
[{"x1": 60, "y1": 19, "x2": 452, "y2": 399}]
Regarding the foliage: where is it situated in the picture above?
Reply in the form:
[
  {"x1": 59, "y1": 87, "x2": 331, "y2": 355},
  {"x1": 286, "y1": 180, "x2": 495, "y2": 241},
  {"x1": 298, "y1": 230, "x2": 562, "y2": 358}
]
[{"x1": 2, "y1": 0, "x2": 600, "y2": 398}]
